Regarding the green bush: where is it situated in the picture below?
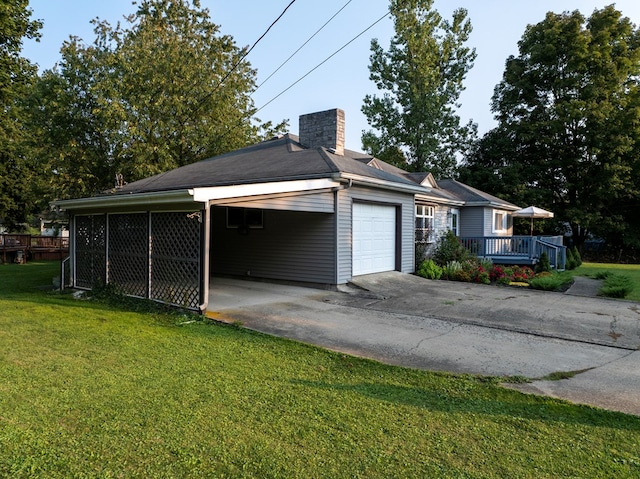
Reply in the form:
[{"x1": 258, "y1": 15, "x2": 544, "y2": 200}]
[
  {"x1": 594, "y1": 271, "x2": 612, "y2": 280},
  {"x1": 600, "y1": 273, "x2": 634, "y2": 298},
  {"x1": 565, "y1": 248, "x2": 574, "y2": 270},
  {"x1": 536, "y1": 251, "x2": 550, "y2": 273},
  {"x1": 572, "y1": 247, "x2": 582, "y2": 267},
  {"x1": 529, "y1": 272, "x2": 573, "y2": 291},
  {"x1": 432, "y1": 230, "x2": 471, "y2": 266},
  {"x1": 417, "y1": 259, "x2": 443, "y2": 280},
  {"x1": 442, "y1": 260, "x2": 463, "y2": 279}
]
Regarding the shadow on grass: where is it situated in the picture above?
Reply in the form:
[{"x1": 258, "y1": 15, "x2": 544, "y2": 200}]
[{"x1": 291, "y1": 379, "x2": 640, "y2": 430}]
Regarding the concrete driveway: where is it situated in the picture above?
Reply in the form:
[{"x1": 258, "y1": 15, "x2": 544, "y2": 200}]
[{"x1": 206, "y1": 272, "x2": 640, "y2": 416}]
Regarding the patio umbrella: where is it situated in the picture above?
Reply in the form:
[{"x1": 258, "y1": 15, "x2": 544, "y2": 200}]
[{"x1": 512, "y1": 206, "x2": 554, "y2": 235}]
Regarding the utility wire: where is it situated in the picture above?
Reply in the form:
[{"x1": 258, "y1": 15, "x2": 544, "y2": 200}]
[
  {"x1": 255, "y1": 10, "x2": 389, "y2": 114},
  {"x1": 255, "y1": 0, "x2": 355, "y2": 91},
  {"x1": 194, "y1": 0, "x2": 297, "y2": 111}
]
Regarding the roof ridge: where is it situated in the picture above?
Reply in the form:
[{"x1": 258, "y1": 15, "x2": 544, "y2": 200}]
[{"x1": 317, "y1": 148, "x2": 343, "y2": 174}]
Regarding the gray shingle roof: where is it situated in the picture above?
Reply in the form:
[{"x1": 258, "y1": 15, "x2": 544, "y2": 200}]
[
  {"x1": 437, "y1": 179, "x2": 519, "y2": 209},
  {"x1": 112, "y1": 134, "x2": 421, "y2": 195}
]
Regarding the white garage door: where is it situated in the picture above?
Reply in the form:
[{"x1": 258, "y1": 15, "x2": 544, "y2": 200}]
[{"x1": 352, "y1": 203, "x2": 396, "y2": 276}]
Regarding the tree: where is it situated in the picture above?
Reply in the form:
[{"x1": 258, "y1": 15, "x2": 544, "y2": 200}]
[
  {"x1": 461, "y1": 6, "x2": 640, "y2": 249},
  {"x1": 30, "y1": 0, "x2": 287, "y2": 200},
  {"x1": 0, "y1": 0, "x2": 41, "y2": 230},
  {"x1": 361, "y1": 0, "x2": 477, "y2": 177}
]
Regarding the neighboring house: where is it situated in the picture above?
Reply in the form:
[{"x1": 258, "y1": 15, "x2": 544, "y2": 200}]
[{"x1": 54, "y1": 108, "x2": 555, "y2": 312}]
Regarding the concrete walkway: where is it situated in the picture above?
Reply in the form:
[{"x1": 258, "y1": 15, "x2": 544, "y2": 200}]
[{"x1": 207, "y1": 273, "x2": 640, "y2": 416}]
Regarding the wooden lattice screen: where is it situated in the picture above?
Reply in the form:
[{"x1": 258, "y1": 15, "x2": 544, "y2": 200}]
[
  {"x1": 149, "y1": 212, "x2": 201, "y2": 309},
  {"x1": 74, "y1": 211, "x2": 202, "y2": 310},
  {"x1": 75, "y1": 215, "x2": 106, "y2": 289}
]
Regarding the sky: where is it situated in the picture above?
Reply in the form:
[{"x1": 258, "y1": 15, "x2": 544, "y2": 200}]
[{"x1": 21, "y1": 0, "x2": 640, "y2": 151}]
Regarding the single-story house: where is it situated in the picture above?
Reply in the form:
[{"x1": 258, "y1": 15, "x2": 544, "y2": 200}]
[{"x1": 55, "y1": 108, "x2": 558, "y2": 312}]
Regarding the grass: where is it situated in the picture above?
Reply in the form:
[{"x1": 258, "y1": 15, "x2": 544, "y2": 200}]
[
  {"x1": 575, "y1": 262, "x2": 640, "y2": 302},
  {"x1": 1, "y1": 262, "x2": 640, "y2": 478}
]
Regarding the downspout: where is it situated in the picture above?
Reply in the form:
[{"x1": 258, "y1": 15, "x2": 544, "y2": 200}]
[{"x1": 198, "y1": 203, "x2": 211, "y2": 314}]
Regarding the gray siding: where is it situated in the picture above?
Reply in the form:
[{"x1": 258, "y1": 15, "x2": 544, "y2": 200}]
[
  {"x1": 211, "y1": 207, "x2": 336, "y2": 285},
  {"x1": 336, "y1": 186, "x2": 414, "y2": 284},
  {"x1": 483, "y1": 207, "x2": 513, "y2": 236},
  {"x1": 460, "y1": 207, "x2": 484, "y2": 237},
  {"x1": 215, "y1": 190, "x2": 334, "y2": 213}
]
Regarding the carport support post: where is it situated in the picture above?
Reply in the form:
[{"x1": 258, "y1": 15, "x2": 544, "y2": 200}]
[{"x1": 199, "y1": 204, "x2": 211, "y2": 313}]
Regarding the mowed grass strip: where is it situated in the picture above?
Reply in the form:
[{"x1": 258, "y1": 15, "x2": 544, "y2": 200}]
[
  {"x1": 1, "y1": 262, "x2": 639, "y2": 478},
  {"x1": 576, "y1": 262, "x2": 640, "y2": 302}
]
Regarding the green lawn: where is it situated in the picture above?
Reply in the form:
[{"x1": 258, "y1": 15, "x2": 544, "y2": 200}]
[
  {"x1": 576, "y1": 262, "x2": 640, "y2": 302},
  {"x1": 1, "y1": 262, "x2": 640, "y2": 478}
]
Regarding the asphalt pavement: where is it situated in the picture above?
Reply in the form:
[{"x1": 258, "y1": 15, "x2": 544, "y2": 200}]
[{"x1": 206, "y1": 272, "x2": 640, "y2": 416}]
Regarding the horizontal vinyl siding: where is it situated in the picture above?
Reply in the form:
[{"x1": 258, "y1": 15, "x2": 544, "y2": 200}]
[
  {"x1": 336, "y1": 186, "x2": 414, "y2": 284},
  {"x1": 211, "y1": 207, "x2": 335, "y2": 284},
  {"x1": 460, "y1": 207, "x2": 484, "y2": 237},
  {"x1": 215, "y1": 190, "x2": 334, "y2": 213}
]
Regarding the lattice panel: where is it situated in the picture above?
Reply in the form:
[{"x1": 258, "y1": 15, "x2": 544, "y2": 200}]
[
  {"x1": 75, "y1": 215, "x2": 106, "y2": 289},
  {"x1": 150, "y1": 212, "x2": 201, "y2": 309},
  {"x1": 108, "y1": 213, "x2": 149, "y2": 298}
]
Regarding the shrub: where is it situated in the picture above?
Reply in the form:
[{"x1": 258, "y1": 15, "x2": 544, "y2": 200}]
[
  {"x1": 600, "y1": 274, "x2": 634, "y2": 298},
  {"x1": 432, "y1": 230, "x2": 471, "y2": 266},
  {"x1": 572, "y1": 247, "x2": 582, "y2": 267},
  {"x1": 489, "y1": 265, "x2": 506, "y2": 283},
  {"x1": 442, "y1": 260, "x2": 463, "y2": 279},
  {"x1": 417, "y1": 259, "x2": 443, "y2": 280},
  {"x1": 536, "y1": 251, "x2": 550, "y2": 273},
  {"x1": 529, "y1": 275, "x2": 566, "y2": 291},
  {"x1": 510, "y1": 265, "x2": 535, "y2": 282},
  {"x1": 478, "y1": 257, "x2": 493, "y2": 271},
  {"x1": 566, "y1": 248, "x2": 576, "y2": 270},
  {"x1": 594, "y1": 271, "x2": 612, "y2": 280}
]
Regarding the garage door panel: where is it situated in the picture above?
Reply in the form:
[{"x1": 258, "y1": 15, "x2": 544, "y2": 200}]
[{"x1": 353, "y1": 203, "x2": 396, "y2": 276}]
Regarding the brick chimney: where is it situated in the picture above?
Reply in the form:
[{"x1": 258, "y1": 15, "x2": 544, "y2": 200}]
[{"x1": 298, "y1": 108, "x2": 345, "y2": 156}]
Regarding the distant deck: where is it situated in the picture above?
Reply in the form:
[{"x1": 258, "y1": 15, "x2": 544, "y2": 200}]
[
  {"x1": 1, "y1": 234, "x2": 69, "y2": 264},
  {"x1": 459, "y1": 235, "x2": 566, "y2": 270}
]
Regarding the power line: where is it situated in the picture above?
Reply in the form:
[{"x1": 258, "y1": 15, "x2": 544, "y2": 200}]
[
  {"x1": 196, "y1": 0, "x2": 297, "y2": 110},
  {"x1": 256, "y1": 0, "x2": 355, "y2": 91},
  {"x1": 255, "y1": 10, "x2": 389, "y2": 114}
]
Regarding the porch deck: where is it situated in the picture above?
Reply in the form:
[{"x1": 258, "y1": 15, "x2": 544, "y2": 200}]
[
  {"x1": 1, "y1": 234, "x2": 69, "y2": 263},
  {"x1": 459, "y1": 235, "x2": 566, "y2": 270}
]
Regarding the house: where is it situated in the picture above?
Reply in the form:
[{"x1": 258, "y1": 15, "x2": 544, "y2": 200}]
[{"x1": 55, "y1": 108, "x2": 558, "y2": 312}]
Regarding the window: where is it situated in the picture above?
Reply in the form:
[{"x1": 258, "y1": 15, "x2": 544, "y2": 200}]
[
  {"x1": 226, "y1": 207, "x2": 263, "y2": 229},
  {"x1": 415, "y1": 205, "x2": 435, "y2": 243},
  {"x1": 449, "y1": 208, "x2": 459, "y2": 236},
  {"x1": 492, "y1": 210, "x2": 508, "y2": 233}
]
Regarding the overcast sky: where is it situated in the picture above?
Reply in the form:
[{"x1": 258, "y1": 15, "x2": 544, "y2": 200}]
[{"x1": 21, "y1": 0, "x2": 640, "y2": 150}]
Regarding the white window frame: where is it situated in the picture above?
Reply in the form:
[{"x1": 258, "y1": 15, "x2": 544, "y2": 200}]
[
  {"x1": 449, "y1": 208, "x2": 459, "y2": 236},
  {"x1": 492, "y1": 209, "x2": 509, "y2": 234},
  {"x1": 415, "y1": 204, "x2": 435, "y2": 243}
]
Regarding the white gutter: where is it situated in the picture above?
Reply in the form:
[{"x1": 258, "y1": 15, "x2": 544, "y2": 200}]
[
  {"x1": 54, "y1": 179, "x2": 342, "y2": 211},
  {"x1": 336, "y1": 172, "x2": 430, "y2": 195},
  {"x1": 415, "y1": 193, "x2": 464, "y2": 207}
]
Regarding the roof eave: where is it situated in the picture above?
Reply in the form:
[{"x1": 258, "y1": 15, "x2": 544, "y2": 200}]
[
  {"x1": 415, "y1": 193, "x2": 464, "y2": 206},
  {"x1": 53, "y1": 189, "x2": 197, "y2": 211},
  {"x1": 338, "y1": 172, "x2": 429, "y2": 195},
  {"x1": 464, "y1": 201, "x2": 520, "y2": 210}
]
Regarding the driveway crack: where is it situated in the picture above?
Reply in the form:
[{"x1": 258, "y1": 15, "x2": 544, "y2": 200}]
[{"x1": 407, "y1": 324, "x2": 460, "y2": 353}]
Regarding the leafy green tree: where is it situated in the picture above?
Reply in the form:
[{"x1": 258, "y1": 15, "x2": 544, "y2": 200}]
[
  {"x1": 461, "y1": 6, "x2": 640, "y2": 249},
  {"x1": 30, "y1": 0, "x2": 287, "y2": 200},
  {"x1": 361, "y1": 0, "x2": 477, "y2": 177},
  {"x1": 0, "y1": 0, "x2": 41, "y2": 230}
]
